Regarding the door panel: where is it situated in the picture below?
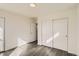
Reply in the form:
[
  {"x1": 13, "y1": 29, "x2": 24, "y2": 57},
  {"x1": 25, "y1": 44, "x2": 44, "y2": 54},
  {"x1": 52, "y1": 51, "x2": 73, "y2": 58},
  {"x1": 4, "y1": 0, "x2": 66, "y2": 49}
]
[
  {"x1": 42, "y1": 20, "x2": 53, "y2": 47},
  {"x1": 53, "y1": 19, "x2": 67, "y2": 51},
  {"x1": 0, "y1": 17, "x2": 4, "y2": 52}
]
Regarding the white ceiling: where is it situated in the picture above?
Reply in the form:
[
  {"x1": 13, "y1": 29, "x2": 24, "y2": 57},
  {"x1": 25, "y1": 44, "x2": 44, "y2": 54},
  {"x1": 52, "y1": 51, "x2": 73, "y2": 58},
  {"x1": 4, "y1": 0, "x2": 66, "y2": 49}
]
[{"x1": 0, "y1": 3, "x2": 76, "y2": 17}]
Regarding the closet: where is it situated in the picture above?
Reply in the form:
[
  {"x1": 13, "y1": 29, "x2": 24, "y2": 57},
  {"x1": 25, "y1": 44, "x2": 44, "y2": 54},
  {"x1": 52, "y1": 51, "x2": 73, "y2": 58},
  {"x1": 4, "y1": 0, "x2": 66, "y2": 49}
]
[
  {"x1": 53, "y1": 19, "x2": 68, "y2": 51},
  {"x1": 38, "y1": 18, "x2": 68, "y2": 51}
]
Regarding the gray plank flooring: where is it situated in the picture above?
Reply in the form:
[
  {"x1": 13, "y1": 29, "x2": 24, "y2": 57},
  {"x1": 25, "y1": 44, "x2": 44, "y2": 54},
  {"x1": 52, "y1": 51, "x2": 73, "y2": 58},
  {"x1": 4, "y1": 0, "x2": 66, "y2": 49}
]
[{"x1": 0, "y1": 41, "x2": 76, "y2": 56}]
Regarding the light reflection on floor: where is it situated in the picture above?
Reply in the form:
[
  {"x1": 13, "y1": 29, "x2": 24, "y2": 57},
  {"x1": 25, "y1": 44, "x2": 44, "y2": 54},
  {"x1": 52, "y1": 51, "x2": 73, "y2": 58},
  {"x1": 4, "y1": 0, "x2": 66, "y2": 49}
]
[{"x1": 0, "y1": 41, "x2": 76, "y2": 56}]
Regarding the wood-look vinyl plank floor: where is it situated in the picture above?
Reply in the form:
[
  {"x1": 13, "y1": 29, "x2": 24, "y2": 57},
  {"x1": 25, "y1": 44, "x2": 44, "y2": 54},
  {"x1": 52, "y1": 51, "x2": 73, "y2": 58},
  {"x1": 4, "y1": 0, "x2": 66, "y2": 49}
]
[{"x1": 0, "y1": 41, "x2": 76, "y2": 56}]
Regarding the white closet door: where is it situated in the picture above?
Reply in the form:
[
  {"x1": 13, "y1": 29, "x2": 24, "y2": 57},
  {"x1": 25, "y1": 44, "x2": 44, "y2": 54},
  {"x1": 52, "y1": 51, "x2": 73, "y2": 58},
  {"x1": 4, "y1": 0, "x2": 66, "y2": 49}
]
[
  {"x1": 0, "y1": 17, "x2": 4, "y2": 52},
  {"x1": 42, "y1": 20, "x2": 53, "y2": 47},
  {"x1": 53, "y1": 19, "x2": 68, "y2": 51}
]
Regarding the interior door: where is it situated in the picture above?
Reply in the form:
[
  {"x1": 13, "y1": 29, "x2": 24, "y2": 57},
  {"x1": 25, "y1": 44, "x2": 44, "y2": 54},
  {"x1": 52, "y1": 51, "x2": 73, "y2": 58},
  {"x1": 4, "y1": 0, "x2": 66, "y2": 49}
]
[
  {"x1": 42, "y1": 19, "x2": 53, "y2": 47},
  {"x1": 53, "y1": 19, "x2": 68, "y2": 51},
  {"x1": 0, "y1": 17, "x2": 5, "y2": 52}
]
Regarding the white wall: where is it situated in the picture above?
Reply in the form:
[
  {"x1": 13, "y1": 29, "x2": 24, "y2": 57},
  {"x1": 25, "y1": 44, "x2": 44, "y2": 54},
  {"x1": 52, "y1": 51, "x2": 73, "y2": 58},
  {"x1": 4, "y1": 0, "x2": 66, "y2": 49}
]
[
  {"x1": 38, "y1": 7, "x2": 77, "y2": 55},
  {"x1": 76, "y1": 5, "x2": 79, "y2": 55},
  {"x1": 0, "y1": 9, "x2": 36, "y2": 51}
]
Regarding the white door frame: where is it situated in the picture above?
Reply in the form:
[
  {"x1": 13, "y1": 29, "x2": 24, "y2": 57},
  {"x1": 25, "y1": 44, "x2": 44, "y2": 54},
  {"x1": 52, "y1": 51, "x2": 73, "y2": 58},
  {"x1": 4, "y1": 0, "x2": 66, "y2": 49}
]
[{"x1": 52, "y1": 17, "x2": 69, "y2": 52}]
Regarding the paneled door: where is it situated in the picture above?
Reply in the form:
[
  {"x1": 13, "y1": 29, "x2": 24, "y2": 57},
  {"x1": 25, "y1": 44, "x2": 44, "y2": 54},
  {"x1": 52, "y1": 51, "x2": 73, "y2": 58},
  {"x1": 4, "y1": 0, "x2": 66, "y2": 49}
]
[
  {"x1": 0, "y1": 17, "x2": 5, "y2": 52},
  {"x1": 42, "y1": 19, "x2": 53, "y2": 47},
  {"x1": 53, "y1": 19, "x2": 68, "y2": 51}
]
